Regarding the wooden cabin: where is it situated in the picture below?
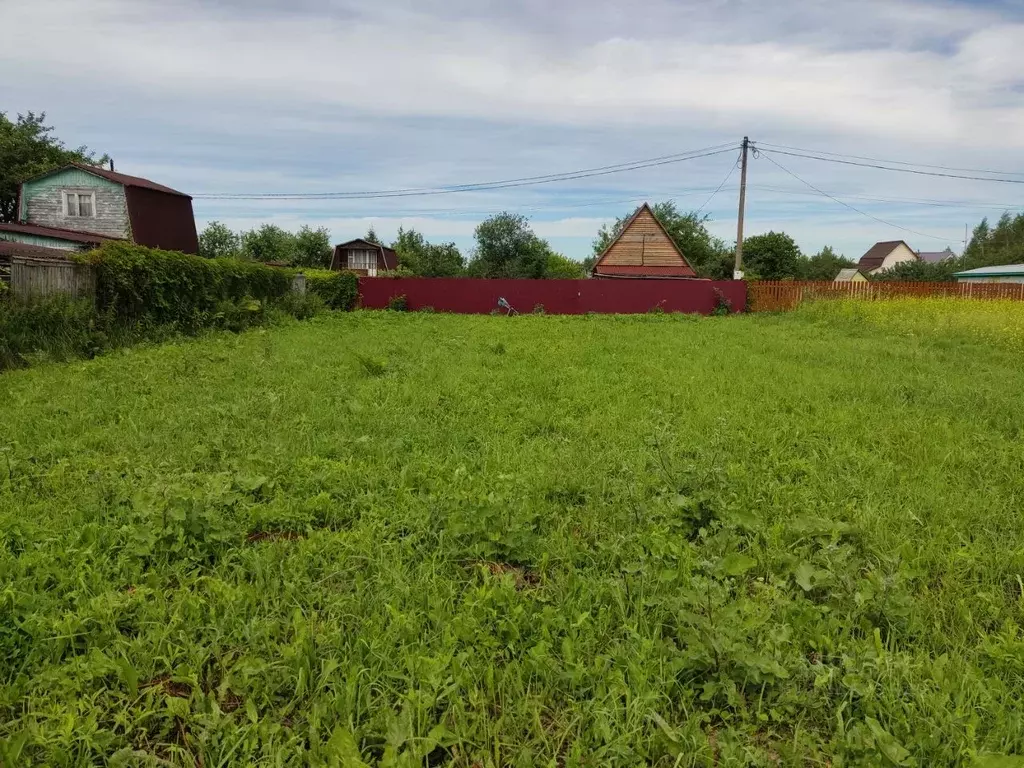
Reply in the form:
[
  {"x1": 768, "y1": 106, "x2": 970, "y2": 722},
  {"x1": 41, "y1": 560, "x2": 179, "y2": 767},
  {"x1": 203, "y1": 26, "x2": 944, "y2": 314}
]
[
  {"x1": 330, "y1": 238, "x2": 398, "y2": 276},
  {"x1": 591, "y1": 203, "x2": 698, "y2": 279}
]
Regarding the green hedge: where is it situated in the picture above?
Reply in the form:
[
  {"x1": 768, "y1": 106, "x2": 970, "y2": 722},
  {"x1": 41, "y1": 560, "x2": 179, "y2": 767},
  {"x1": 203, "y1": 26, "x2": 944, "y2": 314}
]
[
  {"x1": 303, "y1": 269, "x2": 359, "y2": 310},
  {"x1": 82, "y1": 242, "x2": 295, "y2": 330}
]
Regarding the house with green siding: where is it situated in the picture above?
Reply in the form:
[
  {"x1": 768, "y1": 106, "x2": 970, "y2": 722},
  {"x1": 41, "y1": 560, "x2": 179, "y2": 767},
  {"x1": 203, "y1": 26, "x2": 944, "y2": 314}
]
[{"x1": 0, "y1": 163, "x2": 198, "y2": 258}]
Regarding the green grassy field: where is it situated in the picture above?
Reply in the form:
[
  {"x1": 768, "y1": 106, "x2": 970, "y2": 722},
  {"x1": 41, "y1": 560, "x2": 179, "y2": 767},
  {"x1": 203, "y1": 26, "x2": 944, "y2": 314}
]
[{"x1": 2, "y1": 303, "x2": 1024, "y2": 766}]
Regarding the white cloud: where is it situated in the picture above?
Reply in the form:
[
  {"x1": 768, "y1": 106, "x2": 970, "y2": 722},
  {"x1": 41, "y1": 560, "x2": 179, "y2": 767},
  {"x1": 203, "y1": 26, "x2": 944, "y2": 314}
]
[{"x1": 3, "y1": 0, "x2": 1022, "y2": 261}]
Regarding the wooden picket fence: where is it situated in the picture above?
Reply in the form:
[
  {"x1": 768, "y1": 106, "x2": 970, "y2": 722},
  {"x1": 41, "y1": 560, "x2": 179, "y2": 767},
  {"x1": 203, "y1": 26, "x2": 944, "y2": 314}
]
[
  {"x1": 748, "y1": 281, "x2": 1024, "y2": 312},
  {"x1": 9, "y1": 256, "x2": 96, "y2": 301}
]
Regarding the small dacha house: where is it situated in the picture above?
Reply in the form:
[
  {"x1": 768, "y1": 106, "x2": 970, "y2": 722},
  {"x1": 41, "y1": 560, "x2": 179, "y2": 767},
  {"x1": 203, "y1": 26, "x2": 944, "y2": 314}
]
[
  {"x1": 833, "y1": 267, "x2": 868, "y2": 282},
  {"x1": 0, "y1": 163, "x2": 198, "y2": 255},
  {"x1": 591, "y1": 203, "x2": 698, "y2": 279},
  {"x1": 856, "y1": 240, "x2": 917, "y2": 275},
  {"x1": 331, "y1": 238, "x2": 398, "y2": 276},
  {"x1": 953, "y1": 264, "x2": 1024, "y2": 284}
]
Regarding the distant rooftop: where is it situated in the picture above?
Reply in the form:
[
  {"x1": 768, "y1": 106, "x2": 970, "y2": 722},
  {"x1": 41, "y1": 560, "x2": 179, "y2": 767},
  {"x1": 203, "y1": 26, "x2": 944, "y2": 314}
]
[{"x1": 918, "y1": 248, "x2": 956, "y2": 264}]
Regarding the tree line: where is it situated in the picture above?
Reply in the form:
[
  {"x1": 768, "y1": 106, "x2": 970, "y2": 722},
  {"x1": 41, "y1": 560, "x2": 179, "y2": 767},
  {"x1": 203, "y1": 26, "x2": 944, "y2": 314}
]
[
  {"x1": 6, "y1": 111, "x2": 1024, "y2": 282},
  {"x1": 198, "y1": 213, "x2": 587, "y2": 279}
]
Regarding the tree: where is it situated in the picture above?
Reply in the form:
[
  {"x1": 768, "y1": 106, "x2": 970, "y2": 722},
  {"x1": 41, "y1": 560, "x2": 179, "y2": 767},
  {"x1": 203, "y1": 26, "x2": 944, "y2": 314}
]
[
  {"x1": 364, "y1": 226, "x2": 381, "y2": 245},
  {"x1": 962, "y1": 213, "x2": 1024, "y2": 271},
  {"x1": 742, "y1": 231, "x2": 802, "y2": 280},
  {"x1": 799, "y1": 245, "x2": 857, "y2": 281},
  {"x1": 593, "y1": 202, "x2": 732, "y2": 279},
  {"x1": 294, "y1": 225, "x2": 332, "y2": 268},
  {"x1": 0, "y1": 111, "x2": 108, "y2": 222},
  {"x1": 871, "y1": 259, "x2": 960, "y2": 282},
  {"x1": 198, "y1": 221, "x2": 240, "y2": 259},
  {"x1": 241, "y1": 224, "x2": 298, "y2": 263},
  {"x1": 393, "y1": 226, "x2": 465, "y2": 277},
  {"x1": 544, "y1": 252, "x2": 586, "y2": 279},
  {"x1": 470, "y1": 212, "x2": 550, "y2": 278}
]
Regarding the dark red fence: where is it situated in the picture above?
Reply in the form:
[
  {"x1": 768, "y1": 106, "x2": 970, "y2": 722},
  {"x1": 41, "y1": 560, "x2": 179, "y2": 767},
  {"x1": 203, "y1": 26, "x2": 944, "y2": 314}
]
[{"x1": 358, "y1": 277, "x2": 746, "y2": 315}]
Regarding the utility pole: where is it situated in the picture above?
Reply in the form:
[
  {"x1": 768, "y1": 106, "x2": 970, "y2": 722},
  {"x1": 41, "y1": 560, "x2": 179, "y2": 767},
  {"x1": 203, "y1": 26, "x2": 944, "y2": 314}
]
[
  {"x1": 734, "y1": 136, "x2": 749, "y2": 279},
  {"x1": 964, "y1": 223, "x2": 969, "y2": 255}
]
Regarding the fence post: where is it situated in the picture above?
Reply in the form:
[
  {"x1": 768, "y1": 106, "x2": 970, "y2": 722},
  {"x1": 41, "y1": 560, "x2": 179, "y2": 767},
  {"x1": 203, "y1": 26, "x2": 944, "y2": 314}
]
[{"x1": 291, "y1": 272, "x2": 306, "y2": 295}]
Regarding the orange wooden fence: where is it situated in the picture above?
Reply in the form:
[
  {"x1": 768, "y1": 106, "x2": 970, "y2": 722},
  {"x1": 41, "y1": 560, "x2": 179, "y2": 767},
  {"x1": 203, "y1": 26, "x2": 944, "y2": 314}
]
[{"x1": 748, "y1": 281, "x2": 1024, "y2": 312}]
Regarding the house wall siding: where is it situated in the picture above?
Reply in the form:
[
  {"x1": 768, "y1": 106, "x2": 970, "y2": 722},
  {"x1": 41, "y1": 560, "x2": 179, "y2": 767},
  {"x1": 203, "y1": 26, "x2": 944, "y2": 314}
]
[
  {"x1": 600, "y1": 209, "x2": 688, "y2": 267},
  {"x1": 873, "y1": 243, "x2": 917, "y2": 274},
  {"x1": 0, "y1": 233, "x2": 86, "y2": 251},
  {"x1": 20, "y1": 169, "x2": 130, "y2": 240}
]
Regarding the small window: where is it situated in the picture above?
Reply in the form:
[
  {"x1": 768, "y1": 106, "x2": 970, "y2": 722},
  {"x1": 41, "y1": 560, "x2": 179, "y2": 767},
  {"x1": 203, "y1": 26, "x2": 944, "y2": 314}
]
[{"x1": 63, "y1": 191, "x2": 96, "y2": 218}]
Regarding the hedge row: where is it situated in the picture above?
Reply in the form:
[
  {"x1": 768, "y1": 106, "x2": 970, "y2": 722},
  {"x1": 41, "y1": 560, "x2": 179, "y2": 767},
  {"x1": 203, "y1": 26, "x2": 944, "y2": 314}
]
[
  {"x1": 303, "y1": 269, "x2": 360, "y2": 311},
  {"x1": 0, "y1": 244, "x2": 360, "y2": 370}
]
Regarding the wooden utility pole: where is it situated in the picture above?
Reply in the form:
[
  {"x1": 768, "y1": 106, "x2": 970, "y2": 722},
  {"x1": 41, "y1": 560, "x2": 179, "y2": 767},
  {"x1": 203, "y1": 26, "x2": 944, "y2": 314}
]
[{"x1": 734, "y1": 136, "x2": 749, "y2": 279}]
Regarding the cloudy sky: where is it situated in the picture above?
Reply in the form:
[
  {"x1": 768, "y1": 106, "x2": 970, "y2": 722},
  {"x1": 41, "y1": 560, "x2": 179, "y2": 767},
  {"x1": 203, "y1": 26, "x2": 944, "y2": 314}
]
[{"x1": 4, "y1": 0, "x2": 1024, "y2": 260}]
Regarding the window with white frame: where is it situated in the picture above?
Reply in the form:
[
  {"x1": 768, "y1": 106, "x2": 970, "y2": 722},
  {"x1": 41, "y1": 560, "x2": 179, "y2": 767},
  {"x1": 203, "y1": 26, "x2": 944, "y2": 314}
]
[
  {"x1": 347, "y1": 248, "x2": 377, "y2": 275},
  {"x1": 63, "y1": 191, "x2": 96, "y2": 218}
]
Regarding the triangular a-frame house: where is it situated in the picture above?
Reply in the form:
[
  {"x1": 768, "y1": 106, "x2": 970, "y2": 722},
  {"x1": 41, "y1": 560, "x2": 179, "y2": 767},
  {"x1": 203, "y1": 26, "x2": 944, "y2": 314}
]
[{"x1": 592, "y1": 203, "x2": 698, "y2": 278}]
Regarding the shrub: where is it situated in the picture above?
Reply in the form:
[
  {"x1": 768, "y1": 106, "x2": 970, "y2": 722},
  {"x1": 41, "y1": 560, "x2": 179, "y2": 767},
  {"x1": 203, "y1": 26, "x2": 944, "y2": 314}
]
[
  {"x1": 532, "y1": 303, "x2": 545, "y2": 315},
  {"x1": 83, "y1": 242, "x2": 293, "y2": 330},
  {"x1": 387, "y1": 294, "x2": 409, "y2": 312},
  {"x1": 275, "y1": 290, "x2": 326, "y2": 321},
  {"x1": 0, "y1": 295, "x2": 107, "y2": 370},
  {"x1": 712, "y1": 288, "x2": 732, "y2": 316},
  {"x1": 304, "y1": 269, "x2": 359, "y2": 310}
]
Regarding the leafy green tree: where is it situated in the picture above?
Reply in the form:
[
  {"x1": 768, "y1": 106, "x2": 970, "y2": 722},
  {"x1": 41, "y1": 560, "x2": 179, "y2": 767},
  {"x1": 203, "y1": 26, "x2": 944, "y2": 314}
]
[
  {"x1": 742, "y1": 231, "x2": 802, "y2": 280},
  {"x1": 364, "y1": 226, "x2": 381, "y2": 245},
  {"x1": 544, "y1": 252, "x2": 586, "y2": 279},
  {"x1": 0, "y1": 111, "x2": 108, "y2": 222},
  {"x1": 470, "y1": 212, "x2": 550, "y2": 278},
  {"x1": 294, "y1": 225, "x2": 332, "y2": 268},
  {"x1": 593, "y1": 202, "x2": 732, "y2": 279},
  {"x1": 241, "y1": 224, "x2": 298, "y2": 263},
  {"x1": 871, "y1": 259, "x2": 960, "y2": 282},
  {"x1": 393, "y1": 227, "x2": 465, "y2": 276},
  {"x1": 799, "y1": 245, "x2": 857, "y2": 281},
  {"x1": 198, "y1": 221, "x2": 240, "y2": 259},
  {"x1": 962, "y1": 213, "x2": 1024, "y2": 270}
]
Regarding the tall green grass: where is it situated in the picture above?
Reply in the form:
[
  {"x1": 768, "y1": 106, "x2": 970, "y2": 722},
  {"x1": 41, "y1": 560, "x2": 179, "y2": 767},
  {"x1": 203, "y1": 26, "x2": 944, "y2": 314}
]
[{"x1": 1, "y1": 308, "x2": 1023, "y2": 765}]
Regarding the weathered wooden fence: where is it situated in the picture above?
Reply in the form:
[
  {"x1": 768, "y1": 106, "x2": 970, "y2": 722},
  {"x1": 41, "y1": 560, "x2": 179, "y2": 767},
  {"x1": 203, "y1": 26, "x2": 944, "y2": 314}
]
[
  {"x1": 10, "y1": 257, "x2": 97, "y2": 301},
  {"x1": 748, "y1": 281, "x2": 1024, "y2": 312}
]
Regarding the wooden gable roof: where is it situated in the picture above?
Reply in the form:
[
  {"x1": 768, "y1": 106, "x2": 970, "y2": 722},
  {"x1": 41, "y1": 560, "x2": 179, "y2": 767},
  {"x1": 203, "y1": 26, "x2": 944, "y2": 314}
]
[{"x1": 592, "y1": 203, "x2": 697, "y2": 278}]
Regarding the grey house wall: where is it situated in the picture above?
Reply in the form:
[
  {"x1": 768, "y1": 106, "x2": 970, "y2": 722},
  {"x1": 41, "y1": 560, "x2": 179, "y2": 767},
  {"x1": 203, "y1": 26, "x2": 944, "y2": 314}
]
[{"x1": 20, "y1": 168, "x2": 130, "y2": 240}]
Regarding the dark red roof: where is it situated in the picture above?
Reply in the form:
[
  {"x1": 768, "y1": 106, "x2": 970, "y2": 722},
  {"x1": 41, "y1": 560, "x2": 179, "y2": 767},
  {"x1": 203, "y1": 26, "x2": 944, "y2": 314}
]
[
  {"x1": 0, "y1": 240, "x2": 75, "y2": 261},
  {"x1": 0, "y1": 222, "x2": 119, "y2": 245},
  {"x1": 593, "y1": 264, "x2": 699, "y2": 277},
  {"x1": 20, "y1": 163, "x2": 190, "y2": 198},
  {"x1": 857, "y1": 240, "x2": 913, "y2": 270}
]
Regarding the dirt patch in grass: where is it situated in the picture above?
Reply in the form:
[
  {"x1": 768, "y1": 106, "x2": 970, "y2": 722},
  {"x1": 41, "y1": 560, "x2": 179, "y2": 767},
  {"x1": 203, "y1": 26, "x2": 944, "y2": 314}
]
[{"x1": 143, "y1": 676, "x2": 192, "y2": 698}]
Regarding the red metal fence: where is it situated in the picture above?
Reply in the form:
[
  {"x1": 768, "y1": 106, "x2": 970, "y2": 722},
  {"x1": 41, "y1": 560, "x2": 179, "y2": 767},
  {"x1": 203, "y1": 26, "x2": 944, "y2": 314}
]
[
  {"x1": 748, "y1": 281, "x2": 1024, "y2": 312},
  {"x1": 358, "y1": 277, "x2": 747, "y2": 315}
]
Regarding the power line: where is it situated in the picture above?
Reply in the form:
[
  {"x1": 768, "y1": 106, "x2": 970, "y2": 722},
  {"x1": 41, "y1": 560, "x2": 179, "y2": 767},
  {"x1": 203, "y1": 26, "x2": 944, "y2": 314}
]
[
  {"x1": 695, "y1": 151, "x2": 740, "y2": 215},
  {"x1": 756, "y1": 142, "x2": 1024, "y2": 178},
  {"x1": 757, "y1": 147, "x2": 1024, "y2": 185},
  {"x1": 748, "y1": 184, "x2": 1021, "y2": 212},
  {"x1": 758, "y1": 151, "x2": 951, "y2": 242},
  {"x1": 193, "y1": 144, "x2": 739, "y2": 200}
]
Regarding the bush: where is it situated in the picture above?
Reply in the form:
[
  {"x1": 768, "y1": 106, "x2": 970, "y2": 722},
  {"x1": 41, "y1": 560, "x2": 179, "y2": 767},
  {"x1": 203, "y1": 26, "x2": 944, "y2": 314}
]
[
  {"x1": 0, "y1": 295, "x2": 108, "y2": 370},
  {"x1": 83, "y1": 242, "x2": 294, "y2": 330},
  {"x1": 275, "y1": 290, "x2": 326, "y2": 321},
  {"x1": 387, "y1": 294, "x2": 409, "y2": 312},
  {"x1": 304, "y1": 269, "x2": 359, "y2": 310}
]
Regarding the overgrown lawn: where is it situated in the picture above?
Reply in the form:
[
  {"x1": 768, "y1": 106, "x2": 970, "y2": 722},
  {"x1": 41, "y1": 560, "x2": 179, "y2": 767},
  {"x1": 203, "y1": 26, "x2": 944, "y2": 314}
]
[{"x1": 2, "y1": 304, "x2": 1023, "y2": 766}]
